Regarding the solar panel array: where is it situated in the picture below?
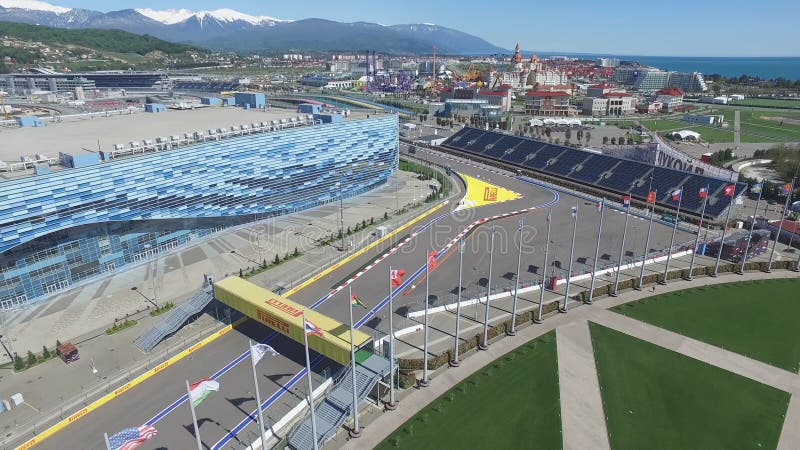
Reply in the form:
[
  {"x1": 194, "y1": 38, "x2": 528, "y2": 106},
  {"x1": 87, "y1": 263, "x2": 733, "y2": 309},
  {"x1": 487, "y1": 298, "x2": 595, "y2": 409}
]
[{"x1": 443, "y1": 127, "x2": 745, "y2": 219}]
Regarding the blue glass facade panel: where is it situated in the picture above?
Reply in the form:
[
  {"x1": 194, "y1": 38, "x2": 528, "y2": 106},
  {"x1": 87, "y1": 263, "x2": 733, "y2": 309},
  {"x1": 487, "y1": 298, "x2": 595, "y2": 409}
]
[{"x1": 0, "y1": 115, "x2": 398, "y2": 308}]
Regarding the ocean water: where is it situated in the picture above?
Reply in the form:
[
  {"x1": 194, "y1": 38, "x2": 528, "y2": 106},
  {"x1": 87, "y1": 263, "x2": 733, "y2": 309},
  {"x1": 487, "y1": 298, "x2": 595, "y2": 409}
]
[
  {"x1": 624, "y1": 56, "x2": 800, "y2": 81},
  {"x1": 537, "y1": 52, "x2": 800, "y2": 80}
]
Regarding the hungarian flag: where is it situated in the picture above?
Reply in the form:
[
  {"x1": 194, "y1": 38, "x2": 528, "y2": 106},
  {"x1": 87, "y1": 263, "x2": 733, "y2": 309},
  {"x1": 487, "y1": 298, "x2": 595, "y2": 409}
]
[
  {"x1": 723, "y1": 184, "x2": 735, "y2": 196},
  {"x1": 427, "y1": 251, "x2": 438, "y2": 270},
  {"x1": 350, "y1": 293, "x2": 367, "y2": 309},
  {"x1": 646, "y1": 191, "x2": 656, "y2": 204},
  {"x1": 390, "y1": 269, "x2": 406, "y2": 288},
  {"x1": 671, "y1": 189, "x2": 682, "y2": 201},
  {"x1": 189, "y1": 378, "x2": 219, "y2": 408},
  {"x1": 108, "y1": 425, "x2": 157, "y2": 450},
  {"x1": 699, "y1": 186, "x2": 708, "y2": 198},
  {"x1": 304, "y1": 319, "x2": 323, "y2": 337},
  {"x1": 779, "y1": 182, "x2": 792, "y2": 195},
  {"x1": 622, "y1": 195, "x2": 631, "y2": 208}
]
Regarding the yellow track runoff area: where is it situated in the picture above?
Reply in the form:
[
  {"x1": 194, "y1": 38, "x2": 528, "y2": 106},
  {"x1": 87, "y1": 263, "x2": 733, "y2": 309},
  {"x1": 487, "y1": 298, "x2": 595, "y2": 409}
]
[{"x1": 456, "y1": 173, "x2": 521, "y2": 210}]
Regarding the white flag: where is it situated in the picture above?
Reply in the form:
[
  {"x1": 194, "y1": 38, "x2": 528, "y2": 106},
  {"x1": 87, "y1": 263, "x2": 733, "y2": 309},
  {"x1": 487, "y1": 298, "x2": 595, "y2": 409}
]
[{"x1": 251, "y1": 343, "x2": 279, "y2": 366}]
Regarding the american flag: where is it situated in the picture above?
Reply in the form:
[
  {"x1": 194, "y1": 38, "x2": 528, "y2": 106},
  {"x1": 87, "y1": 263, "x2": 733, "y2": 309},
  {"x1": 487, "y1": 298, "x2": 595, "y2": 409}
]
[{"x1": 108, "y1": 425, "x2": 157, "y2": 450}]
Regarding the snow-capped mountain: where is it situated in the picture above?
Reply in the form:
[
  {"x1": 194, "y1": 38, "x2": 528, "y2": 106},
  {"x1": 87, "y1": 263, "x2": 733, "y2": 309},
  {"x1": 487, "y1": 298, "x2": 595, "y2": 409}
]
[
  {"x1": 0, "y1": 0, "x2": 506, "y2": 54},
  {"x1": 135, "y1": 7, "x2": 286, "y2": 26},
  {"x1": 0, "y1": 0, "x2": 69, "y2": 14}
]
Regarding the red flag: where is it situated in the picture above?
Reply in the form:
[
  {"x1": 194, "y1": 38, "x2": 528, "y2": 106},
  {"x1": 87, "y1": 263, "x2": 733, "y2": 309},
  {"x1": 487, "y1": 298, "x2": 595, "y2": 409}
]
[
  {"x1": 390, "y1": 269, "x2": 406, "y2": 288},
  {"x1": 622, "y1": 195, "x2": 631, "y2": 207},
  {"x1": 646, "y1": 191, "x2": 656, "y2": 204},
  {"x1": 699, "y1": 186, "x2": 708, "y2": 198},
  {"x1": 427, "y1": 251, "x2": 437, "y2": 271},
  {"x1": 723, "y1": 184, "x2": 735, "y2": 197}
]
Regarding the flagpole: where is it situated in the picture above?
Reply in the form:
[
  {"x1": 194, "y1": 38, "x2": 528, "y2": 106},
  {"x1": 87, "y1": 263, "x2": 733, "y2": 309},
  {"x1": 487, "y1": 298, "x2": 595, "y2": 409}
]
[
  {"x1": 636, "y1": 191, "x2": 656, "y2": 289},
  {"x1": 347, "y1": 286, "x2": 361, "y2": 438},
  {"x1": 479, "y1": 227, "x2": 496, "y2": 350},
  {"x1": 687, "y1": 185, "x2": 709, "y2": 280},
  {"x1": 586, "y1": 198, "x2": 605, "y2": 304},
  {"x1": 535, "y1": 208, "x2": 552, "y2": 323},
  {"x1": 713, "y1": 175, "x2": 737, "y2": 277},
  {"x1": 249, "y1": 339, "x2": 268, "y2": 446},
  {"x1": 186, "y1": 380, "x2": 203, "y2": 450},
  {"x1": 660, "y1": 187, "x2": 683, "y2": 285},
  {"x1": 767, "y1": 175, "x2": 796, "y2": 272},
  {"x1": 611, "y1": 196, "x2": 631, "y2": 297},
  {"x1": 635, "y1": 173, "x2": 655, "y2": 291},
  {"x1": 737, "y1": 181, "x2": 763, "y2": 275},
  {"x1": 451, "y1": 239, "x2": 464, "y2": 366},
  {"x1": 103, "y1": 432, "x2": 112, "y2": 450},
  {"x1": 420, "y1": 252, "x2": 430, "y2": 388},
  {"x1": 386, "y1": 266, "x2": 397, "y2": 410},
  {"x1": 560, "y1": 204, "x2": 578, "y2": 313},
  {"x1": 509, "y1": 219, "x2": 523, "y2": 334},
  {"x1": 301, "y1": 311, "x2": 319, "y2": 450}
]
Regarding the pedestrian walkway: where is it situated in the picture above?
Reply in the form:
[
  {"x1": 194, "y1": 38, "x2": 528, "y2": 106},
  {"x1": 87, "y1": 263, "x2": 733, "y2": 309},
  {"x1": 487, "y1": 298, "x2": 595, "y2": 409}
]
[
  {"x1": 556, "y1": 321, "x2": 610, "y2": 450},
  {"x1": 334, "y1": 269, "x2": 800, "y2": 450},
  {"x1": 0, "y1": 171, "x2": 451, "y2": 446}
]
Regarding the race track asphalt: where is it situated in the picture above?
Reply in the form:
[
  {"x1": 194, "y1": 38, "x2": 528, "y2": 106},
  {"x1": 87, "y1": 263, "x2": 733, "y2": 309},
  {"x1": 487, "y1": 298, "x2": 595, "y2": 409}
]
[{"x1": 30, "y1": 145, "x2": 692, "y2": 450}]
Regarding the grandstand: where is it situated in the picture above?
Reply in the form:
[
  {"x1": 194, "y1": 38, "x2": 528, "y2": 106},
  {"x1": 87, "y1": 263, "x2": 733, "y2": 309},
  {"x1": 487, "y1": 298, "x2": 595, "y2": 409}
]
[
  {"x1": 442, "y1": 127, "x2": 746, "y2": 220},
  {"x1": 172, "y1": 81, "x2": 242, "y2": 92}
]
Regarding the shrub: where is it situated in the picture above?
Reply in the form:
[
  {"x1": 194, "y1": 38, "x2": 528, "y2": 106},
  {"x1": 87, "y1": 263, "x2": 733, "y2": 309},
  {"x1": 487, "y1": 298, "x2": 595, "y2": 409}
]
[{"x1": 26, "y1": 350, "x2": 37, "y2": 366}]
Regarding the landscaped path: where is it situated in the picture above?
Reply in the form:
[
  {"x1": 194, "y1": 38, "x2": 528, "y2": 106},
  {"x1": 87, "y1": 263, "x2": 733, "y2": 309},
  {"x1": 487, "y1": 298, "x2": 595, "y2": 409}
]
[{"x1": 337, "y1": 269, "x2": 800, "y2": 450}]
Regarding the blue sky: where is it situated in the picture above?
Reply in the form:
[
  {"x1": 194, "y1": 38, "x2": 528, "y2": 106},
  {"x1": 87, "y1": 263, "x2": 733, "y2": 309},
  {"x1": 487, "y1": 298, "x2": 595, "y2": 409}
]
[{"x1": 53, "y1": 0, "x2": 799, "y2": 56}]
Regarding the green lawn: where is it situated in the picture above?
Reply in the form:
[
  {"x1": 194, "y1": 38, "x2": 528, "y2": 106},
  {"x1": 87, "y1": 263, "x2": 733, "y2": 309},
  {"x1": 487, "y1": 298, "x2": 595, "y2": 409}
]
[
  {"x1": 590, "y1": 322, "x2": 789, "y2": 450},
  {"x1": 709, "y1": 108, "x2": 800, "y2": 142},
  {"x1": 376, "y1": 331, "x2": 561, "y2": 450},
  {"x1": 612, "y1": 279, "x2": 800, "y2": 372},
  {"x1": 731, "y1": 98, "x2": 800, "y2": 109}
]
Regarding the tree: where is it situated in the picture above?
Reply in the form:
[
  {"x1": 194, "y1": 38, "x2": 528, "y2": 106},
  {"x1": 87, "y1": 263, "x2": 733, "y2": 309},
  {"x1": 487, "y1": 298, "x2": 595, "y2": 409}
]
[
  {"x1": 14, "y1": 355, "x2": 24, "y2": 371},
  {"x1": 602, "y1": 136, "x2": 609, "y2": 145},
  {"x1": 585, "y1": 131, "x2": 591, "y2": 143},
  {"x1": 370, "y1": 217, "x2": 374, "y2": 225},
  {"x1": 27, "y1": 350, "x2": 37, "y2": 366},
  {"x1": 262, "y1": 258, "x2": 267, "y2": 269},
  {"x1": 274, "y1": 253, "x2": 280, "y2": 264},
  {"x1": 610, "y1": 137, "x2": 617, "y2": 145},
  {"x1": 627, "y1": 137, "x2": 634, "y2": 145},
  {"x1": 544, "y1": 127, "x2": 552, "y2": 138},
  {"x1": 293, "y1": 246, "x2": 299, "y2": 256},
  {"x1": 362, "y1": 219, "x2": 367, "y2": 228},
  {"x1": 554, "y1": 138, "x2": 561, "y2": 145},
  {"x1": 711, "y1": 83, "x2": 722, "y2": 96},
  {"x1": 576, "y1": 129, "x2": 583, "y2": 142},
  {"x1": 239, "y1": 268, "x2": 244, "y2": 278},
  {"x1": 565, "y1": 129, "x2": 572, "y2": 141},
  {"x1": 284, "y1": 252, "x2": 289, "y2": 260},
  {"x1": 384, "y1": 211, "x2": 389, "y2": 219},
  {"x1": 56, "y1": 339, "x2": 62, "y2": 349},
  {"x1": 42, "y1": 345, "x2": 50, "y2": 359}
]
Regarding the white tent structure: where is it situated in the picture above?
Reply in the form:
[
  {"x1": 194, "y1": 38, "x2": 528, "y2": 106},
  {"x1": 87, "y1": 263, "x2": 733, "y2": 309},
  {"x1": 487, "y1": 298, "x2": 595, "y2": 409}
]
[{"x1": 669, "y1": 129, "x2": 701, "y2": 141}]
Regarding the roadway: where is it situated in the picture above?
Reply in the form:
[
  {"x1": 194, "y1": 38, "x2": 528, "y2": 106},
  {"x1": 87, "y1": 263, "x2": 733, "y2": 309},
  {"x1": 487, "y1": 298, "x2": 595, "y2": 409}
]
[{"x1": 30, "y1": 145, "x2": 693, "y2": 450}]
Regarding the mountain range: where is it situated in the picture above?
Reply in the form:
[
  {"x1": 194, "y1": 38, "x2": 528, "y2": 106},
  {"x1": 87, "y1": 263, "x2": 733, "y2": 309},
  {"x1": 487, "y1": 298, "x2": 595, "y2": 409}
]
[{"x1": 0, "y1": 0, "x2": 508, "y2": 54}]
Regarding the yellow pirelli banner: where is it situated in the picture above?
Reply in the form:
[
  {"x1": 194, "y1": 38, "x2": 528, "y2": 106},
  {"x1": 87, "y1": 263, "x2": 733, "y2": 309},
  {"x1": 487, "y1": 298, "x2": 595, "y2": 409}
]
[{"x1": 213, "y1": 277, "x2": 371, "y2": 365}]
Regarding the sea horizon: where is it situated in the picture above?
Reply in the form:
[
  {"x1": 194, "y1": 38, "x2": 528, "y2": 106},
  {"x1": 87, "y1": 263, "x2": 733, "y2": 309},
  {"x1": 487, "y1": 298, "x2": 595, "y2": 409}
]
[{"x1": 526, "y1": 52, "x2": 800, "y2": 81}]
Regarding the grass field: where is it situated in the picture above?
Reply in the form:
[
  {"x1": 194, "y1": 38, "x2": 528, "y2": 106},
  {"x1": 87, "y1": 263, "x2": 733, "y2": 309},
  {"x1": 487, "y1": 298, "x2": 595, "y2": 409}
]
[
  {"x1": 590, "y1": 322, "x2": 790, "y2": 450},
  {"x1": 375, "y1": 331, "x2": 561, "y2": 450},
  {"x1": 731, "y1": 99, "x2": 800, "y2": 109},
  {"x1": 708, "y1": 108, "x2": 800, "y2": 143},
  {"x1": 612, "y1": 278, "x2": 800, "y2": 373}
]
